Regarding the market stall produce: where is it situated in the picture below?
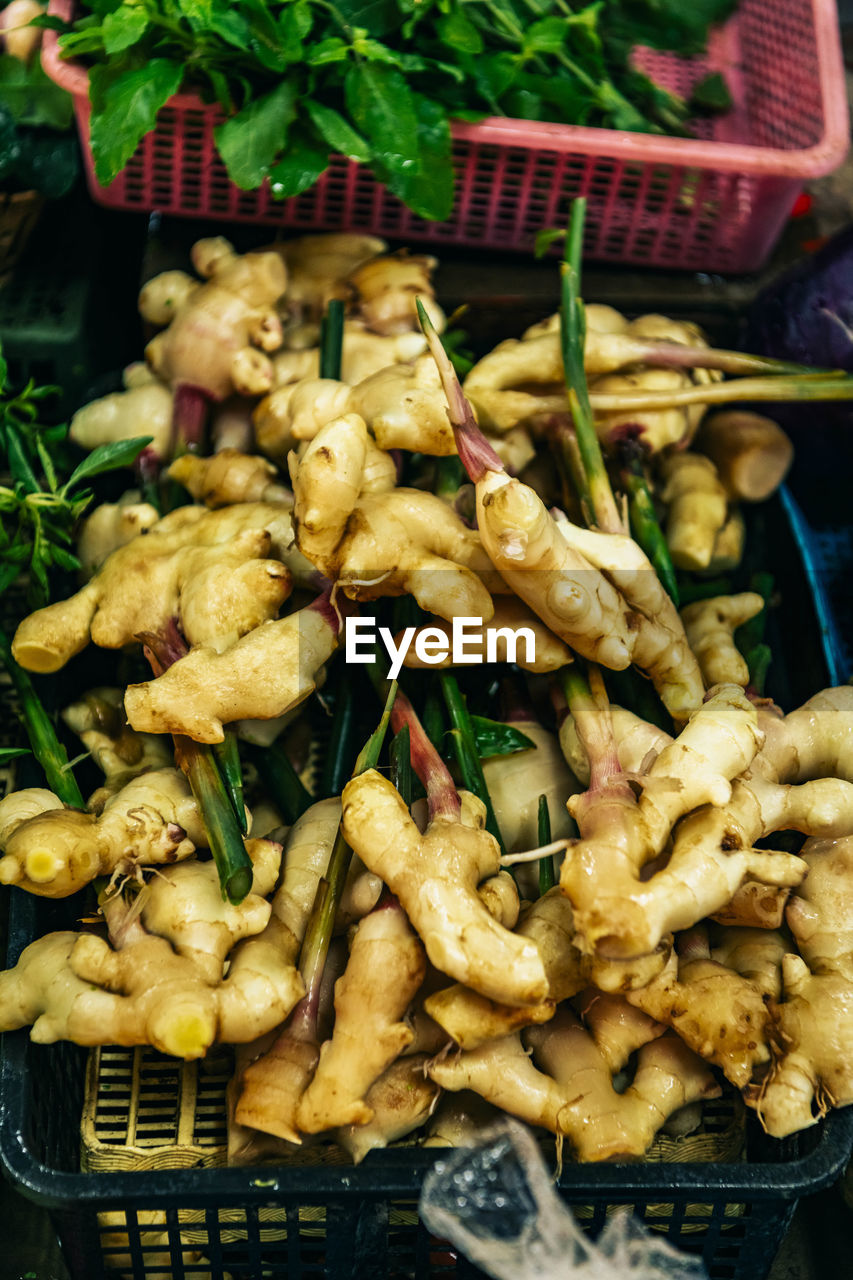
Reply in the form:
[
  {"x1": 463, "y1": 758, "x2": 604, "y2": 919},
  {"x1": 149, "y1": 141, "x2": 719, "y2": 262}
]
[{"x1": 0, "y1": 221, "x2": 852, "y2": 1280}]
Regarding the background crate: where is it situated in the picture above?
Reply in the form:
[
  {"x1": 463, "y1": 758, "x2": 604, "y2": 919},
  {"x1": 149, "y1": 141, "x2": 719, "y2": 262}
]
[
  {"x1": 0, "y1": 193, "x2": 148, "y2": 415},
  {"x1": 42, "y1": 0, "x2": 849, "y2": 273}
]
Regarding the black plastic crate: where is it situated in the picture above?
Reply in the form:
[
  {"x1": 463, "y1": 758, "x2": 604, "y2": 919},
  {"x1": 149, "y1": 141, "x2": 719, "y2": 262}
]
[
  {"x1": 0, "y1": 251, "x2": 851, "y2": 1279},
  {"x1": 1, "y1": 934, "x2": 851, "y2": 1280}
]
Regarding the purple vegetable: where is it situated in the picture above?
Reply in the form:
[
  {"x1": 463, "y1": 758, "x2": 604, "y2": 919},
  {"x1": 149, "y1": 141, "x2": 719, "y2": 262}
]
[{"x1": 744, "y1": 224, "x2": 853, "y2": 369}]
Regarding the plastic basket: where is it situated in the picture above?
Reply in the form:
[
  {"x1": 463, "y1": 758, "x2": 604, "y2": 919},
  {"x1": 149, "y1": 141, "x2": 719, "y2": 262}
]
[
  {"x1": 1, "y1": 485, "x2": 852, "y2": 1280},
  {"x1": 41, "y1": 0, "x2": 849, "y2": 273}
]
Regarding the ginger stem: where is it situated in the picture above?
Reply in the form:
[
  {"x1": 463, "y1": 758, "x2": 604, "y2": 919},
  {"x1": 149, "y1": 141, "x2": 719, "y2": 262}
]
[
  {"x1": 560, "y1": 666, "x2": 624, "y2": 793},
  {"x1": 560, "y1": 200, "x2": 622, "y2": 535},
  {"x1": 440, "y1": 673, "x2": 506, "y2": 850},
  {"x1": 416, "y1": 297, "x2": 504, "y2": 483},
  {"x1": 0, "y1": 627, "x2": 84, "y2": 808},
  {"x1": 620, "y1": 455, "x2": 679, "y2": 607},
  {"x1": 588, "y1": 371, "x2": 853, "y2": 413},
  {"x1": 390, "y1": 685, "x2": 460, "y2": 822},
  {"x1": 319, "y1": 299, "x2": 345, "y2": 381},
  {"x1": 296, "y1": 680, "x2": 398, "y2": 1036},
  {"x1": 537, "y1": 794, "x2": 557, "y2": 894},
  {"x1": 141, "y1": 623, "x2": 252, "y2": 904}
]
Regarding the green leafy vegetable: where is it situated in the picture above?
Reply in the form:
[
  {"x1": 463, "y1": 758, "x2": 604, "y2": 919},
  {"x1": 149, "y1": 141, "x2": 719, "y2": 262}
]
[
  {"x1": 0, "y1": 354, "x2": 151, "y2": 609},
  {"x1": 58, "y1": 0, "x2": 737, "y2": 218},
  {"x1": 89, "y1": 60, "x2": 183, "y2": 186}
]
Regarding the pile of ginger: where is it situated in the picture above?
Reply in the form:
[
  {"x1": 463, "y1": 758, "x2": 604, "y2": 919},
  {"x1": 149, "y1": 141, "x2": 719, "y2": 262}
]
[{"x1": 0, "y1": 229, "x2": 850, "y2": 1179}]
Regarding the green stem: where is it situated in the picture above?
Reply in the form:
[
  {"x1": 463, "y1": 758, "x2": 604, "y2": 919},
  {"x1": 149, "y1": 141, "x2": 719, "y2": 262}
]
[
  {"x1": 391, "y1": 724, "x2": 413, "y2": 806},
  {"x1": 250, "y1": 740, "x2": 314, "y2": 824},
  {"x1": 211, "y1": 731, "x2": 247, "y2": 834},
  {"x1": 176, "y1": 737, "x2": 253, "y2": 905},
  {"x1": 621, "y1": 459, "x2": 679, "y2": 606},
  {"x1": 440, "y1": 672, "x2": 506, "y2": 856},
  {"x1": 537, "y1": 793, "x2": 556, "y2": 894},
  {"x1": 319, "y1": 299, "x2": 345, "y2": 381},
  {"x1": 549, "y1": 418, "x2": 594, "y2": 528},
  {"x1": 297, "y1": 681, "x2": 397, "y2": 995},
  {"x1": 560, "y1": 199, "x2": 621, "y2": 534},
  {"x1": 320, "y1": 677, "x2": 357, "y2": 799},
  {"x1": 0, "y1": 628, "x2": 84, "y2": 807},
  {"x1": 588, "y1": 373, "x2": 853, "y2": 413}
]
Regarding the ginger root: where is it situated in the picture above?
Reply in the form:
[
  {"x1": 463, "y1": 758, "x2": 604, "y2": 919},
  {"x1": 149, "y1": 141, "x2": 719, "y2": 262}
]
[
  {"x1": 70, "y1": 377, "x2": 174, "y2": 460},
  {"x1": 296, "y1": 896, "x2": 426, "y2": 1132},
  {"x1": 753, "y1": 834, "x2": 853, "y2": 1136},
  {"x1": 341, "y1": 770, "x2": 547, "y2": 1006},
  {"x1": 696, "y1": 410, "x2": 794, "y2": 502},
  {"x1": 12, "y1": 502, "x2": 300, "y2": 674},
  {"x1": 680, "y1": 592, "x2": 764, "y2": 688},
  {"x1": 560, "y1": 683, "x2": 809, "y2": 961},
  {"x1": 75, "y1": 496, "x2": 161, "y2": 579},
  {"x1": 0, "y1": 928, "x2": 301, "y2": 1058},
  {"x1": 142, "y1": 238, "x2": 286, "y2": 403},
  {"x1": 660, "y1": 452, "x2": 728, "y2": 571},
  {"x1": 291, "y1": 418, "x2": 498, "y2": 622},
  {"x1": 167, "y1": 449, "x2": 291, "y2": 508},
  {"x1": 0, "y1": 768, "x2": 204, "y2": 897},
  {"x1": 124, "y1": 593, "x2": 339, "y2": 743}
]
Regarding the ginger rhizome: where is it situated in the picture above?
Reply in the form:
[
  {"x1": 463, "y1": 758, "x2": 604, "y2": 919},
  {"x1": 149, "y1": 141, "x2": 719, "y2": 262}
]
[
  {"x1": 123, "y1": 590, "x2": 340, "y2": 743},
  {"x1": 12, "y1": 502, "x2": 300, "y2": 674},
  {"x1": 141, "y1": 237, "x2": 287, "y2": 444},
  {"x1": 290, "y1": 413, "x2": 499, "y2": 623},
  {"x1": 342, "y1": 770, "x2": 547, "y2": 1006},
  {"x1": 0, "y1": 768, "x2": 205, "y2": 896},
  {"x1": 427, "y1": 1001, "x2": 719, "y2": 1162},
  {"x1": 0, "y1": 842, "x2": 305, "y2": 1058},
  {"x1": 462, "y1": 306, "x2": 721, "y2": 438},
  {"x1": 427, "y1": 321, "x2": 704, "y2": 722},
  {"x1": 559, "y1": 679, "x2": 808, "y2": 961},
  {"x1": 753, "y1": 834, "x2": 853, "y2": 1137}
]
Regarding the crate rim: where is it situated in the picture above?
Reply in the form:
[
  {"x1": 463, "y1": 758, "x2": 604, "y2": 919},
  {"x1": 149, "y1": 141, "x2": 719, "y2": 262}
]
[
  {"x1": 2, "y1": 1019, "x2": 852, "y2": 1213},
  {"x1": 42, "y1": 0, "x2": 850, "y2": 182}
]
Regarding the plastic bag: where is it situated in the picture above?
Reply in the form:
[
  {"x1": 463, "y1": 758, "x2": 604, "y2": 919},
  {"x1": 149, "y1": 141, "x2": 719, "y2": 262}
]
[{"x1": 419, "y1": 1118, "x2": 708, "y2": 1280}]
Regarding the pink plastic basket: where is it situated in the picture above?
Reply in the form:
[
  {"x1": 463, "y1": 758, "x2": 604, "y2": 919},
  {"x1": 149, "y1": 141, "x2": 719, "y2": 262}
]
[{"x1": 43, "y1": 0, "x2": 849, "y2": 272}]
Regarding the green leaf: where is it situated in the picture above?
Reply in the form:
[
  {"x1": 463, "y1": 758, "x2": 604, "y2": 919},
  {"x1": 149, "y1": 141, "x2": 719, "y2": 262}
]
[
  {"x1": 345, "y1": 61, "x2": 419, "y2": 176},
  {"x1": 89, "y1": 60, "x2": 184, "y2": 185},
  {"x1": 436, "y1": 10, "x2": 483, "y2": 53},
  {"x1": 604, "y1": 0, "x2": 737, "y2": 56},
  {"x1": 351, "y1": 34, "x2": 404, "y2": 66},
  {"x1": 334, "y1": 0, "x2": 402, "y2": 37},
  {"x1": 306, "y1": 100, "x2": 372, "y2": 163},
  {"x1": 0, "y1": 747, "x2": 30, "y2": 764},
  {"x1": 375, "y1": 91, "x2": 452, "y2": 220},
  {"x1": 470, "y1": 715, "x2": 536, "y2": 759},
  {"x1": 64, "y1": 436, "x2": 153, "y2": 488},
  {"x1": 268, "y1": 133, "x2": 329, "y2": 199},
  {"x1": 46, "y1": 544, "x2": 81, "y2": 573},
  {"x1": 214, "y1": 79, "x2": 298, "y2": 189},
  {"x1": 277, "y1": 4, "x2": 309, "y2": 60},
  {"x1": 689, "y1": 71, "x2": 733, "y2": 113},
  {"x1": 459, "y1": 51, "x2": 518, "y2": 112},
  {"x1": 524, "y1": 16, "x2": 567, "y2": 55},
  {"x1": 307, "y1": 36, "x2": 350, "y2": 64},
  {"x1": 101, "y1": 5, "x2": 149, "y2": 54},
  {"x1": 193, "y1": 1, "x2": 251, "y2": 49}
]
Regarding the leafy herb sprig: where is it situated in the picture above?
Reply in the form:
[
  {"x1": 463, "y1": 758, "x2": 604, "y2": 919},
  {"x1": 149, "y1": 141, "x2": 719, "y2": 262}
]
[
  {"x1": 0, "y1": 352, "x2": 151, "y2": 607},
  {"x1": 47, "y1": 0, "x2": 736, "y2": 221}
]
